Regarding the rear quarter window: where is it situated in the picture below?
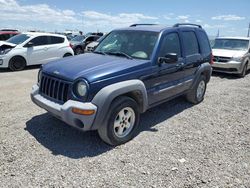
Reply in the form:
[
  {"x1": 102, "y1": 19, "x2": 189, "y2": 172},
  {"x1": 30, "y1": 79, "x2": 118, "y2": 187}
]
[
  {"x1": 182, "y1": 31, "x2": 199, "y2": 56},
  {"x1": 50, "y1": 36, "x2": 65, "y2": 44},
  {"x1": 198, "y1": 31, "x2": 211, "y2": 55}
]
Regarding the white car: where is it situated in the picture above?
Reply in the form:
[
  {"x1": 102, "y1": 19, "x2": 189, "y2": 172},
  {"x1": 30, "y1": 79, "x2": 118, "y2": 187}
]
[
  {"x1": 212, "y1": 37, "x2": 250, "y2": 77},
  {"x1": 0, "y1": 32, "x2": 74, "y2": 71}
]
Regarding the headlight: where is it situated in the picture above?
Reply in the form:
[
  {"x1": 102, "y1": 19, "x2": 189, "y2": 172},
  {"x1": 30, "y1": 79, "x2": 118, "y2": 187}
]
[
  {"x1": 0, "y1": 48, "x2": 12, "y2": 55},
  {"x1": 75, "y1": 81, "x2": 87, "y2": 97},
  {"x1": 232, "y1": 56, "x2": 243, "y2": 62}
]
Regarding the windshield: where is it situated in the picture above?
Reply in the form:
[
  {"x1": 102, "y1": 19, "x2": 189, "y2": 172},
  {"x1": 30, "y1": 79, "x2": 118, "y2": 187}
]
[
  {"x1": 71, "y1": 35, "x2": 85, "y2": 42},
  {"x1": 95, "y1": 30, "x2": 159, "y2": 60},
  {"x1": 7, "y1": 34, "x2": 30, "y2": 45},
  {"x1": 212, "y1": 39, "x2": 249, "y2": 51}
]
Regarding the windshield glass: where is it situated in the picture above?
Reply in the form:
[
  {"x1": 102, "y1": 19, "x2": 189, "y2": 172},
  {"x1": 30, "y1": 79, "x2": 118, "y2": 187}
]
[
  {"x1": 7, "y1": 34, "x2": 30, "y2": 45},
  {"x1": 212, "y1": 39, "x2": 249, "y2": 51},
  {"x1": 71, "y1": 35, "x2": 85, "y2": 42},
  {"x1": 95, "y1": 30, "x2": 159, "y2": 60}
]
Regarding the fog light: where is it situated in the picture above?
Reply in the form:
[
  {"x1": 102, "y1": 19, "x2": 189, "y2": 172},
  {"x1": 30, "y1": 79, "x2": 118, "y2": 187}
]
[
  {"x1": 72, "y1": 108, "x2": 95, "y2": 115},
  {"x1": 0, "y1": 59, "x2": 3, "y2": 65}
]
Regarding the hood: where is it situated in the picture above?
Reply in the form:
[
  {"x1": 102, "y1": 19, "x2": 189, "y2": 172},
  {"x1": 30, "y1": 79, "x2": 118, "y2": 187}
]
[
  {"x1": 87, "y1": 42, "x2": 98, "y2": 48},
  {"x1": 0, "y1": 41, "x2": 16, "y2": 48},
  {"x1": 212, "y1": 49, "x2": 247, "y2": 58},
  {"x1": 43, "y1": 53, "x2": 149, "y2": 83}
]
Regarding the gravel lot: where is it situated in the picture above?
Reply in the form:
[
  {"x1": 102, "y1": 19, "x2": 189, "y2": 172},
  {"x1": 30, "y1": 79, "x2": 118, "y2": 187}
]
[{"x1": 0, "y1": 67, "x2": 249, "y2": 187}]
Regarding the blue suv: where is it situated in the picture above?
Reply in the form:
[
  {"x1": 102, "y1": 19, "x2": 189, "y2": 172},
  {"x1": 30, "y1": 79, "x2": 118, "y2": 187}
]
[{"x1": 31, "y1": 23, "x2": 213, "y2": 145}]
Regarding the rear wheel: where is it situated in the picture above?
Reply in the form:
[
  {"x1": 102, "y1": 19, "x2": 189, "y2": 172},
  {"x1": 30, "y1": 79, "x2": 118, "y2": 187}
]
[
  {"x1": 75, "y1": 47, "x2": 83, "y2": 55},
  {"x1": 63, "y1": 53, "x2": 72, "y2": 58},
  {"x1": 186, "y1": 75, "x2": 207, "y2": 104},
  {"x1": 98, "y1": 96, "x2": 140, "y2": 146},
  {"x1": 9, "y1": 56, "x2": 26, "y2": 71},
  {"x1": 239, "y1": 63, "x2": 248, "y2": 78}
]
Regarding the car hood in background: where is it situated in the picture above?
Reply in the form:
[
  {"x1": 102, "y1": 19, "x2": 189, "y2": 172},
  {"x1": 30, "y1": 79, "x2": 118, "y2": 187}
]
[
  {"x1": 0, "y1": 41, "x2": 16, "y2": 48},
  {"x1": 43, "y1": 53, "x2": 150, "y2": 83},
  {"x1": 212, "y1": 49, "x2": 247, "y2": 58}
]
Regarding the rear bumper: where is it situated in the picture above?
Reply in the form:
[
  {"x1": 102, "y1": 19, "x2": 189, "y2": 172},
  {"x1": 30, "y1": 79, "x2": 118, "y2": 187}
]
[
  {"x1": 212, "y1": 61, "x2": 243, "y2": 74},
  {"x1": 31, "y1": 84, "x2": 97, "y2": 131}
]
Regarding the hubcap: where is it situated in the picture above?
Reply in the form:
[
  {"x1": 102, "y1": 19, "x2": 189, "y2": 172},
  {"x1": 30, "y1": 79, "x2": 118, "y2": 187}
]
[
  {"x1": 113, "y1": 107, "x2": 135, "y2": 138},
  {"x1": 197, "y1": 80, "x2": 206, "y2": 100}
]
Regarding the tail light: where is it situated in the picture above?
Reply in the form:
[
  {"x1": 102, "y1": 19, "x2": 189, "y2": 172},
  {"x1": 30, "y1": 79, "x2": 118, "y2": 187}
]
[
  {"x1": 69, "y1": 43, "x2": 73, "y2": 48},
  {"x1": 210, "y1": 53, "x2": 214, "y2": 64}
]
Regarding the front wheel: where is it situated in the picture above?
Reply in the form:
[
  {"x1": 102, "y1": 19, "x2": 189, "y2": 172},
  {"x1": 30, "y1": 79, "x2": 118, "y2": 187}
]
[
  {"x1": 9, "y1": 56, "x2": 26, "y2": 71},
  {"x1": 239, "y1": 64, "x2": 248, "y2": 78},
  {"x1": 186, "y1": 75, "x2": 207, "y2": 104},
  {"x1": 98, "y1": 96, "x2": 140, "y2": 146}
]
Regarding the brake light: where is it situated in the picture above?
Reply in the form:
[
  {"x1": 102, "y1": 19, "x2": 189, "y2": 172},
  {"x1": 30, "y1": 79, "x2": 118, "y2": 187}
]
[{"x1": 210, "y1": 53, "x2": 214, "y2": 64}]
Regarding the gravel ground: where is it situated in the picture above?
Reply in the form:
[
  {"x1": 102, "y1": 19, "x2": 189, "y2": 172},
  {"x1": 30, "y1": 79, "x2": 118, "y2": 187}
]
[{"x1": 0, "y1": 67, "x2": 249, "y2": 187}]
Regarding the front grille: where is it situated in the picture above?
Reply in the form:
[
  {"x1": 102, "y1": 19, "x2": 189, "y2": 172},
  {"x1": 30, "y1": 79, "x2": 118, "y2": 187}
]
[
  {"x1": 39, "y1": 74, "x2": 70, "y2": 103},
  {"x1": 213, "y1": 56, "x2": 231, "y2": 63}
]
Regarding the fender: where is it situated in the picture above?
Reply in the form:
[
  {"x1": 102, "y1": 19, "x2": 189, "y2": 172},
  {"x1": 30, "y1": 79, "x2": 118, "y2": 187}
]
[
  {"x1": 190, "y1": 62, "x2": 212, "y2": 89},
  {"x1": 91, "y1": 80, "x2": 148, "y2": 130}
]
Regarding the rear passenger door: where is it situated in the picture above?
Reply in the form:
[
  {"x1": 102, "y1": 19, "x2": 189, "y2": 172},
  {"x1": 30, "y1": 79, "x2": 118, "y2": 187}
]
[
  {"x1": 47, "y1": 36, "x2": 65, "y2": 61},
  {"x1": 179, "y1": 29, "x2": 202, "y2": 78}
]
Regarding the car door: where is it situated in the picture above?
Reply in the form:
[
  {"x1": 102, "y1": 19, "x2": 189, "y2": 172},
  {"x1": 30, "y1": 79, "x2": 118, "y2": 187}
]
[
  {"x1": 46, "y1": 36, "x2": 65, "y2": 61},
  {"x1": 179, "y1": 29, "x2": 203, "y2": 78},
  {"x1": 25, "y1": 36, "x2": 50, "y2": 65},
  {"x1": 146, "y1": 32, "x2": 187, "y2": 105}
]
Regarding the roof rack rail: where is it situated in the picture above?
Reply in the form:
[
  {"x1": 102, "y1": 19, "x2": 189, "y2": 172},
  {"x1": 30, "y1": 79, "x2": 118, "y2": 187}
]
[
  {"x1": 130, "y1": 24, "x2": 158, "y2": 27},
  {"x1": 173, "y1": 23, "x2": 202, "y2": 28}
]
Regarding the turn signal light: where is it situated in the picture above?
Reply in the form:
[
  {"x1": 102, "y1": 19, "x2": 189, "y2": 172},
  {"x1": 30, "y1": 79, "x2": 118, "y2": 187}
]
[{"x1": 72, "y1": 108, "x2": 95, "y2": 115}]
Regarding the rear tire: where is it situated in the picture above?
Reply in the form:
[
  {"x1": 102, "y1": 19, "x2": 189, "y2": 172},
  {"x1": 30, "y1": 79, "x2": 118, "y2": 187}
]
[
  {"x1": 186, "y1": 75, "x2": 207, "y2": 104},
  {"x1": 63, "y1": 53, "x2": 72, "y2": 58},
  {"x1": 75, "y1": 47, "x2": 83, "y2": 55},
  {"x1": 239, "y1": 63, "x2": 247, "y2": 78},
  {"x1": 9, "y1": 56, "x2": 26, "y2": 71},
  {"x1": 98, "y1": 96, "x2": 140, "y2": 146}
]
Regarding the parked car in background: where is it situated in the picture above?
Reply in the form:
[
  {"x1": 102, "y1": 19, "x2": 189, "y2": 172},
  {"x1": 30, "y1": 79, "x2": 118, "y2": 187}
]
[
  {"x1": 212, "y1": 37, "x2": 250, "y2": 77},
  {"x1": 84, "y1": 35, "x2": 106, "y2": 53},
  {"x1": 70, "y1": 35, "x2": 101, "y2": 55},
  {"x1": 85, "y1": 32, "x2": 104, "y2": 37},
  {"x1": 31, "y1": 23, "x2": 212, "y2": 145},
  {"x1": 0, "y1": 31, "x2": 20, "y2": 41},
  {"x1": 0, "y1": 32, "x2": 74, "y2": 71}
]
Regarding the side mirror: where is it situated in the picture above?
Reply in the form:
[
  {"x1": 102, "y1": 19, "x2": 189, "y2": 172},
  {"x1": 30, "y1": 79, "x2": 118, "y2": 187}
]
[
  {"x1": 25, "y1": 42, "x2": 34, "y2": 48},
  {"x1": 158, "y1": 53, "x2": 178, "y2": 65}
]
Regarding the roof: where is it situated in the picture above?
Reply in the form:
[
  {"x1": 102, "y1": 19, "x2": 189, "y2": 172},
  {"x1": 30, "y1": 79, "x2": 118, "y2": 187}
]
[
  {"x1": 23, "y1": 32, "x2": 66, "y2": 38},
  {"x1": 216, "y1": 37, "x2": 250, "y2": 40},
  {"x1": 115, "y1": 25, "x2": 172, "y2": 32}
]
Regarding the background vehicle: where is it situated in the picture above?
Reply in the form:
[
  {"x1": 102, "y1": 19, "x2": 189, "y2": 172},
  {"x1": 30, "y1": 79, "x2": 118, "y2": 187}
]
[
  {"x1": 84, "y1": 35, "x2": 106, "y2": 53},
  {"x1": 31, "y1": 23, "x2": 212, "y2": 145},
  {"x1": 0, "y1": 32, "x2": 74, "y2": 71},
  {"x1": 212, "y1": 37, "x2": 250, "y2": 77},
  {"x1": 0, "y1": 31, "x2": 20, "y2": 41},
  {"x1": 70, "y1": 35, "x2": 101, "y2": 55}
]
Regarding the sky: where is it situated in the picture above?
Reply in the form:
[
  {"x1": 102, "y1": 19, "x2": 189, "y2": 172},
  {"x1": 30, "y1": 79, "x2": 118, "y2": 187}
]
[{"x1": 0, "y1": 0, "x2": 249, "y2": 37}]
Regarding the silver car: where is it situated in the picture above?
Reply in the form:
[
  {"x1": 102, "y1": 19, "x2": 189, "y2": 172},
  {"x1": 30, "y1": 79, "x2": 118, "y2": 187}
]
[{"x1": 212, "y1": 37, "x2": 250, "y2": 77}]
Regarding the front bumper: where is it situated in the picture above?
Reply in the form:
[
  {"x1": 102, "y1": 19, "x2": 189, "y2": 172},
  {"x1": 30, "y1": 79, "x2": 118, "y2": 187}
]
[
  {"x1": 212, "y1": 60, "x2": 243, "y2": 74},
  {"x1": 31, "y1": 85, "x2": 97, "y2": 131},
  {"x1": 0, "y1": 55, "x2": 10, "y2": 68}
]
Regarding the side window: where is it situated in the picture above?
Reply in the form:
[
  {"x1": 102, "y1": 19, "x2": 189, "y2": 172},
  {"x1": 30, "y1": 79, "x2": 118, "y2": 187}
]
[
  {"x1": 182, "y1": 31, "x2": 199, "y2": 56},
  {"x1": 30, "y1": 36, "x2": 48, "y2": 46},
  {"x1": 198, "y1": 31, "x2": 211, "y2": 55},
  {"x1": 159, "y1": 33, "x2": 181, "y2": 57},
  {"x1": 50, "y1": 36, "x2": 64, "y2": 44}
]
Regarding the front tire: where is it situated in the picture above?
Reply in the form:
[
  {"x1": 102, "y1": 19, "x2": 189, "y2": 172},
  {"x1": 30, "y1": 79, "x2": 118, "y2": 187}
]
[
  {"x1": 98, "y1": 96, "x2": 140, "y2": 146},
  {"x1": 186, "y1": 75, "x2": 207, "y2": 104},
  {"x1": 239, "y1": 63, "x2": 247, "y2": 78},
  {"x1": 9, "y1": 56, "x2": 26, "y2": 71}
]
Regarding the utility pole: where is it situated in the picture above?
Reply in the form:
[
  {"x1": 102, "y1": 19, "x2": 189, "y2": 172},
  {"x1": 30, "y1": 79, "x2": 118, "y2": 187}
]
[
  {"x1": 247, "y1": 22, "x2": 250, "y2": 37},
  {"x1": 216, "y1": 29, "x2": 220, "y2": 37}
]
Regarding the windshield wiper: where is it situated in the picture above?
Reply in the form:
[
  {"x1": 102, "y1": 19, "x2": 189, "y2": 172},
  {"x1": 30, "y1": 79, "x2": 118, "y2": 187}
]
[
  {"x1": 93, "y1": 51, "x2": 107, "y2": 55},
  {"x1": 106, "y1": 51, "x2": 133, "y2": 59}
]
